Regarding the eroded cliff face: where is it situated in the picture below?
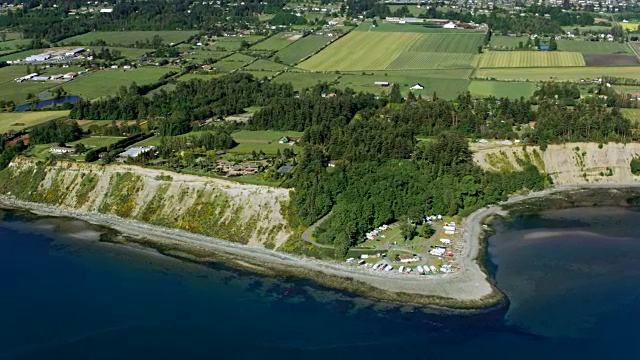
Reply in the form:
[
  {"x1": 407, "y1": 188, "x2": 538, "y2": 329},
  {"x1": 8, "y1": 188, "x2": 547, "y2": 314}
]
[
  {"x1": 0, "y1": 157, "x2": 292, "y2": 248},
  {"x1": 473, "y1": 142, "x2": 640, "y2": 185}
]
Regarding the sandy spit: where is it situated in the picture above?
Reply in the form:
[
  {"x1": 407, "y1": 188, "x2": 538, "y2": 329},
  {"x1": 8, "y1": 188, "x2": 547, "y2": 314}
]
[{"x1": 2, "y1": 183, "x2": 637, "y2": 308}]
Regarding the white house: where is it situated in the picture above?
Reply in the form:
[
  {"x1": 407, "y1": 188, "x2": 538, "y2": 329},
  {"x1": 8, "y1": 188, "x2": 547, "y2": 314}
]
[
  {"x1": 410, "y1": 83, "x2": 424, "y2": 90},
  {"x1": 443, "y1": 21, "x2": 457, "y2": 29},
  {"x1": 430, "y1": 247, "x2": 446, "y2": 256},
  {"x1": 398, "y1": 254, "x2": 420, "y2": 263}
]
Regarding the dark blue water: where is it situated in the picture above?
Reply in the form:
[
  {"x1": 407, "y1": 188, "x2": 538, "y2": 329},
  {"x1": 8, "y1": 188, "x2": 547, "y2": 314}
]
[
  {"x1": 1, "y1": 207, "x2": 639, "y2": 359},
  {"x1": 15, "y1": 96, "x2": 81, "y2": 112}
]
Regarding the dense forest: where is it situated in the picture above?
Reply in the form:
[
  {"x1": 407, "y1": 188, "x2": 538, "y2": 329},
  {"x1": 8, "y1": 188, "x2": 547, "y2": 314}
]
[
  {"x1": 32, "y1": 71, "x2": 637, "y2": 256},
  {"x1": 0, "y1": 0, "x2": 286, "y2": 42}
]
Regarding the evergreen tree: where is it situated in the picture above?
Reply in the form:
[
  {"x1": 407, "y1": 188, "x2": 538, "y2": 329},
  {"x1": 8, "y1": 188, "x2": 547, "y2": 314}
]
[{"x1": 389, "y1": 83, "x2": 402, "y2": 103}]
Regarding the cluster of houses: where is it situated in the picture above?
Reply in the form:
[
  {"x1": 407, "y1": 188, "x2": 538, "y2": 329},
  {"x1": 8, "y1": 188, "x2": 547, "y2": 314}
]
[{"x1": 364, "y1": 224, "x2": 389, "y2": 241}]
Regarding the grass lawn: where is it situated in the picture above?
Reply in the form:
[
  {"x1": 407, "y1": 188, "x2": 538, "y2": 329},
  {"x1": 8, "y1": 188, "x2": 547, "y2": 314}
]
[
  {"x1": 274, "y1": 35, "x2": 332, "y2": 65},
  {"x1": 61, "y1": 31, "x2": 198, "y2": 46},
  {"x1": 68, "y1": 136, "x2": 124, "y2": 148},
  {"x1": 468, "y1": 80, "x2": 536, "y2": 99},
  {"x1": 475, "y1": 66, "x2": 640, "y2": 81},
  {"x1": 59, "y1": 67, "x2": 174, "y2": 99},
  {"x1": 272, "y1": 72, "x2": 338, "y2": 89},
  {"x1": 0, "y1": 110, "x2": 69, "y2": 133}
]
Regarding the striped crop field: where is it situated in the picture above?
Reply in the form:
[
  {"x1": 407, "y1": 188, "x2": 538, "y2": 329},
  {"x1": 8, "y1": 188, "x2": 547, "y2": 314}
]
[
  {"x1": 387, "y1": 52, "x2": 477, "y2": 69},
  {"x1": 298, "y1": 31, "x2": 484, "y2": 71},
  {"x1": 477, "y1": 51, "x2": 586, "y2": 68}
]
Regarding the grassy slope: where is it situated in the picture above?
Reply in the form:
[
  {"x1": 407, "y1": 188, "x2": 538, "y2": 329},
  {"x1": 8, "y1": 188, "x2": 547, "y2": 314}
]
[
  {"x1": 0, "y1": 111, "x2": 69, "y2": 133},
  {"x1": 60, "y1": 67, "x2": 174, "y2": 99}
]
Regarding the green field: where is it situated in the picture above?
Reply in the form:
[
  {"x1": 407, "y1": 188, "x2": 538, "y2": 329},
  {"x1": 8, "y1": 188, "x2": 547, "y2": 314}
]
[
  {"x1": 468, "y1": 80, "x2": 536, "y2": 98},
  {"x1": 0, "y1": 111, "x2": 69, "y2": 133},
  {"x1": 62, "y1": 31, "x2": 198, "y2": 46},
  {"x1": 274, "y1": 34, "x2": 332, "y2": 65},
  {"x1": 0, "y1": 49, "x2": 41, "y2": 62},
  {"x1": 557, "y1": 40, "x2": 631, "y2": 54},
  {"x1": 477, "y1": 51, "x2": 586, "y2": 68},
  {"x1": 299, "y1": 31, "x2": 484, "y2": 71},
  {"x1": 226, "y1": 130, "x2": 304, "y2": 155},
  {"x1": 387, "y1": 5, "x2": 423, "y2": 16},
  {"x1": 238, "y1": 70, "x2": 278, "y2": 79},
  {"x1": 208, "y1": 35, "x2": 265, "y2": 51},
  {"x1": 356, "y1": 21, "x2": 483, "y2": 34},
  {"x1": 475, "y1": 66, "x2": 640, "y2": 81},
  {"x1": 243, "y1": 59, "x2": 290, "y2": 71},
  {"x1": 250, "y1": 33, "x2": 299, "y2": 51},
  {"x1": 622, "y1": 108, "x2": 640, "y2": 124},
  {"x1": 176, "y1": 73, "x2": 224, "y2": 82},
  {"x1": 336, "y1": 73, "x2": 469, "y2": 99},
  {"x1": 272, "y1": 72, "x2": 338, "y2": 88},
  {"x1": 232, "y1": 130, "x2": 303, "y2": 142},
  {"x1": 69, "y1": 136, "x2": 124, "y2": 148},
  {"x1": 60, "y1": 67, "x2": 174, "y2": 99},
  {"x1": 489, "y1": 35, "x2": 529, "y2": 49},
  {"x1": 387, "y1": 52, "x2": 476, "y2": 69}
]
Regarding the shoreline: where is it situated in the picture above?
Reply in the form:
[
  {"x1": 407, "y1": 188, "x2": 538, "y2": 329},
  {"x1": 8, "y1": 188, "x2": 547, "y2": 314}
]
[{"x1": 2, "y1": 183, "x2": 639, "y2": 310}]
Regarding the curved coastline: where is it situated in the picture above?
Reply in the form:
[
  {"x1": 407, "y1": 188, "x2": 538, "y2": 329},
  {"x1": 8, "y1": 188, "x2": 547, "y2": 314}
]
[{"x1": 2, "y1": 184, "x2": 640, "y2": 310}]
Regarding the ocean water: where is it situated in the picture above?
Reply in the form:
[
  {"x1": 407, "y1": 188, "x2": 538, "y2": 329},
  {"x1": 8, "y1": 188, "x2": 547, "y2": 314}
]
[{"x1": 1, "y1": 207, "x2": 640, "y2": 359}]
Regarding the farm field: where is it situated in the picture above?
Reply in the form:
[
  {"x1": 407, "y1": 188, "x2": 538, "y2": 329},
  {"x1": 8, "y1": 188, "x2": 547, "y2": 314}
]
[
  {"x1": 250, "y1": 33, "x2": 299, "y2": 51},
  {"x1": 557, "y1": 40, "x2": 631, "y2": 54},
  {"x1": 60, "y1": 67, "x2": 174, "y2": 99},
  {"x1": 475, "y1": 66, "x2": 640, "y2": 81},
  {"x1": 355, "y1": 21, "x2": 483, "y2": 34},
  {"x1": 0, "y1": 110, "x2": 69, "y2": 133},
  {"x1": 61, "y1": 31, "x2": 198, "y2": 46},
  {"x1": 0, "y1": 82, "x2": 58, "y2": 104},
  {"x1": 583, "y1": 54, "x2": 638, "y2": 66},
  {"x1": 621, "y1": 22, "x2": 640, "y2": 31},
  {"x1": 298, "y1": 31, "x2": 484, "y2": 71},
  {"x1": 274, "y1": 34, "x2": 332, "y2": 65},
  {"x1": 386, "y1": 52, "x2": 476, "y2": 69},
  {"x1": 272, "y1": 72, "x2": 338, "y2": 89},
  {"x1": 387, "y1": 5, "x2": 423, "y2": 16},
  {"x1": 68, "y1": 136, "x2": 124, "y2": 148},
  {"x1": 336, "y1": 73, "x2": 470, "y2": 99},
  {"x1": 176, "y1": 73, "x2": 224, "y2": 82},
  {"x1": 238, "y1": 70, "x2": 278, "y2": 79},
  {"x1": 232, "y1": 130, "x2": 303, "y2": 142},
  {"x1": 468, "y1": 81, "x2": 536, "y2": 99},
  {"x1": 208, "y1": 35, "x2": 265, "y2": 51},
  {"x1": 477, "y1": 51, "x2": 586, "y2": 68},
  {"x1": 102, "y1": 47, "x2": 152, "y2": 59},
  {"x1": 489, "y1": 35, "x2": 528, "y2": 49},
  {"x1": 243, "y1": 59, "x2": 290, "y2": 71}
]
